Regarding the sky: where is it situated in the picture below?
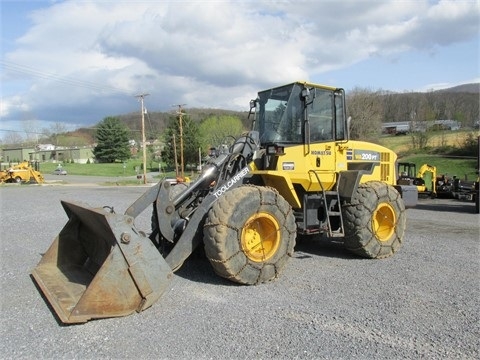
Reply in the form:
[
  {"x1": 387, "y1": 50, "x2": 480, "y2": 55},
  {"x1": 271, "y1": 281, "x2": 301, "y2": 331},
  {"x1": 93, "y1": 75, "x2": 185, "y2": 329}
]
[{"x1": 1, "y1": 0, "x2": 479, "y2": 141}]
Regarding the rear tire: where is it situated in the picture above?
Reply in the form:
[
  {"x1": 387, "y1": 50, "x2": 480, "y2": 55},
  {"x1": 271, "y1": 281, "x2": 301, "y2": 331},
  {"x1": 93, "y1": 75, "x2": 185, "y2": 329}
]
[
  {"x1": 342, "y1": 181, "x2": 406, "y2": 259},
  {"x1": 203, "y1": 185, "x2": 296, "y2": 284}
]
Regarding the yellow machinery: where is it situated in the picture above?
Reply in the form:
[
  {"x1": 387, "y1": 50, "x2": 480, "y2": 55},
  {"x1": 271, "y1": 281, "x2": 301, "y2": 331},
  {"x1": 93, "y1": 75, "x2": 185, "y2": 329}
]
[
  {"x1": 32, "y1": 81, "x2": 417, "y2": 323},
  {"x1": 0, "y1": 161, "x2": 44, "y2": 184},
  {"x1": 397, "y1": 162, "x2": 436, "y2": 198}
]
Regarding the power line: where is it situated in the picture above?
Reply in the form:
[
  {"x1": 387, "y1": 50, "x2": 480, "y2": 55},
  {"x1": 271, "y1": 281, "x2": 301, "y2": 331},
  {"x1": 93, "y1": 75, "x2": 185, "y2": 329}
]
[
  {"x1": 0, "y1": 129, "x2": 48, "y2": 135},
  {"x1": 0, "y1": 128, "x2": 141, "y2": 134},
  {"x1": 1, "y1": 60, "x2": 132, "y2": 95}
]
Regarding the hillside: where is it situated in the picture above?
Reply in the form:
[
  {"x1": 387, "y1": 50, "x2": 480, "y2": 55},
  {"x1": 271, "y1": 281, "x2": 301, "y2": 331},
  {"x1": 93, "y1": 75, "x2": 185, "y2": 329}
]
[
  {"x1": 379, "y1": 130, "x2": 478, "y2": 155},
  {"x1": 116, "y1": 108, "x2": 251, "y2": 141},
  {"x1": 2, "y1": 82, "x2": 477, "y2": 148},
  {"x1": 436, "y1": 83, "x2": 480, "y2": 94}
]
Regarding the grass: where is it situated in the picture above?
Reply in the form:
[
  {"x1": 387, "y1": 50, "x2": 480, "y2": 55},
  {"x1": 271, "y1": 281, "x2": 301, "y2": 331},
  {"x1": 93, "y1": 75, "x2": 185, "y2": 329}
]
[
  {"x1": 378, "y1": 130, "x2": 476, "y2": 154},
  {"x1": 33, "y1": 130, "x2": 478, "y2": 183},
  {"x1": 378, "y1": 129, "x2": 479, "y2": 181},
  {"x1": 397, "y1": 155, "x2": 477, "y2": 181},
  {"x1": 40, "y1": 160, "x2": 173, "y2": 177}
]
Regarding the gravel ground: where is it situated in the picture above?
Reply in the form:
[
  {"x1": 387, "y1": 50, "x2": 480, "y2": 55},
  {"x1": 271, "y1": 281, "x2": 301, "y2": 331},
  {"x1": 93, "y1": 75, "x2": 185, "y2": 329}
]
[{"x1": 0, "y1": 183, "x2": 479, "y2": 360}]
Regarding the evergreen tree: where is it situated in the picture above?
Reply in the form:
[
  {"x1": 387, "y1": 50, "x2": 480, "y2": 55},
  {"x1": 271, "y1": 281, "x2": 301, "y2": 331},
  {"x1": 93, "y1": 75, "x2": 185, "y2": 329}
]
[
  {"x1": 162, "y1": 114, "x2": 201, "y2": 170},
  {"x1": 93, "y1": 117, "x2": 131, "y2": 162}
]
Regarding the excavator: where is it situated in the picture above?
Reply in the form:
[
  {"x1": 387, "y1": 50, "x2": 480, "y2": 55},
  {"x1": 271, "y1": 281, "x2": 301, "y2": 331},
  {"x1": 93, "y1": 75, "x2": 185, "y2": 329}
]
[
  {"x1": 397, "y1": 162, "x2": 436, "y2": 198},
  {"x1": 31, "y1": 81, "x2": 417, "y2": 324}
]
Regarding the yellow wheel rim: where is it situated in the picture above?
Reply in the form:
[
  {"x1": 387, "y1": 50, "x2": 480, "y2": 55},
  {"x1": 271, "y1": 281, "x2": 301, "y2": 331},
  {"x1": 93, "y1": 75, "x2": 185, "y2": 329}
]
[
  {"x1": 241, "y1": 212, "x2": 280, "y2": 262},
  {"x1": 372, "y1": 202, "x2": 396, "y2": 242}
]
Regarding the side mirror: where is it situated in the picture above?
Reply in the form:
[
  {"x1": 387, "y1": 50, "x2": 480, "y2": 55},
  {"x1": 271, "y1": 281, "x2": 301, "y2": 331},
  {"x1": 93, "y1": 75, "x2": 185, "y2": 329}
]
[{"x1": 248, "y1": 98, "x2": 258, "y2": 120}]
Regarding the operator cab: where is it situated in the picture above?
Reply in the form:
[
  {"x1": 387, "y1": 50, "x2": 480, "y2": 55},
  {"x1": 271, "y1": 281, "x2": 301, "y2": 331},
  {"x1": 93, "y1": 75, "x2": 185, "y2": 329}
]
[{"x1": 250, "y1": 82, "x2": 348, "y2": 146}]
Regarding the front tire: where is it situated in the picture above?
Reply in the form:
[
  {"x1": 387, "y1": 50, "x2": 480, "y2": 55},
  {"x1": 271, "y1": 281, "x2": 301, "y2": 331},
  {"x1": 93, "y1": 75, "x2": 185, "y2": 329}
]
[
  {"x1": 203, "y1": 185, "x2": 296, "y2": 284},
  {"x1": 342, "y1": 181, "x2": 406, "y2": 259}
]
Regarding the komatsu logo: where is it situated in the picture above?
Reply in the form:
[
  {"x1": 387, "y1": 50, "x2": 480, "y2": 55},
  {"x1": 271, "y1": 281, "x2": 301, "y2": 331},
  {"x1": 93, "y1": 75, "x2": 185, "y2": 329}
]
[
  {"x1": 213, "y1": 167, "x2": 250, "y2": 199},
  {"x1": 311, "y1": 150, "x2": 332, "y2": 155}
]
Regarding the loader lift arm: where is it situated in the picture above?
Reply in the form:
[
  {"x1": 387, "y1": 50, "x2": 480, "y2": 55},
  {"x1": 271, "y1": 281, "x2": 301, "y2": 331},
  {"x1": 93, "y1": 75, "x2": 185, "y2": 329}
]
[{"x1": 126, "y1": 132, "x2": 260, "y2": 270}]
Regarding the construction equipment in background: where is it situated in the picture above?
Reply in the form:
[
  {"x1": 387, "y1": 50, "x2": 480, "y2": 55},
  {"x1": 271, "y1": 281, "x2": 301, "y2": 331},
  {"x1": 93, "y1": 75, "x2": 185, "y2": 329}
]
[
  {"x1": 0, "y1": 161, "x2": 44, "y2": 184},
  {"x1": 435, "y1": 174, "x2": 453, "y2": 198},
  {"x1": 475, "y1": 179, "x2": 479, "y2": 214},
  {"x1": 475, "y1": 135, "x2": 479, "y2": 214},
  {"x1": 397, "y1": 162, "x2": 436, "y2": 198},
  {"x1": 448, "y1": 136, "x2": 479, "y2": 204},
  {"x1": 451, "y1": 177, "x2": 476, "y2": 201},
  {"x1": 31, "y1": 81, "x2": 417, "y2": 324},
  {"x1": 436, "y1": 175, "x2": 477, "y2": 202}
]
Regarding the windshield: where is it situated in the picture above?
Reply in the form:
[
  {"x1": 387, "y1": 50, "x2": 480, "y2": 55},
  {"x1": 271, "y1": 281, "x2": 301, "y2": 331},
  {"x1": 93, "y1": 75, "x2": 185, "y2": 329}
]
[
  {"x1": 254, "y1": 83, "x2": 341, "y2": 144},
  {"x1": 255, "y1": 83, "x2": 303, "y2": 143}
]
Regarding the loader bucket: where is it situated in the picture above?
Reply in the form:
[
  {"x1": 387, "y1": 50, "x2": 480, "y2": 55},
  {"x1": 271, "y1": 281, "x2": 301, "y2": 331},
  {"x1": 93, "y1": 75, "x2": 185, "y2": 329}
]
[{"x1": 31, "y1": 201, "x2": 173, "y2": 324}]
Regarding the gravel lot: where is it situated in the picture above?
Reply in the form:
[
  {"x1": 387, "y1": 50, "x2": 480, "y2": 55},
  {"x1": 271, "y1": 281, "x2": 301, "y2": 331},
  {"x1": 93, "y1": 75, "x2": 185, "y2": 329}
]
[{"x1": 0, "y1": 182, "x2": 479, "y2": 359}]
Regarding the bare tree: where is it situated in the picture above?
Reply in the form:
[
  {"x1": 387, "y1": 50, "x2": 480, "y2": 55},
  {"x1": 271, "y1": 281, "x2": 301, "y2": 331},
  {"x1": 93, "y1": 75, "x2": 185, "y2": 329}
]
[
  {"x1": 2, "y1": 131, "x2": 24, "y2": 146},
  {"x1": 347, "y1": 88, "x2": 383, "y2": 141},
  {"x1": 22, "y1": 119, "x2": 43, "y2": 145}
]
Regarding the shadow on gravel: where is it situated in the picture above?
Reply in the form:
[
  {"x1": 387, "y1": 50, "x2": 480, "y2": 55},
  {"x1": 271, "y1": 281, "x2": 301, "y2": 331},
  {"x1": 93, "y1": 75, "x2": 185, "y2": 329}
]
[
  {"x1": 174, "y1": 236, "x2": 359, "y2": 285},
  {"x1": 174, "y1": 253, "x2": 235, "y2": 286},
  {"x1": 415, "y1": 201, "x2": 476, "y2": 214},
  {"x1": 294, "y1": 236, "x2": 358, "y2": 260}
]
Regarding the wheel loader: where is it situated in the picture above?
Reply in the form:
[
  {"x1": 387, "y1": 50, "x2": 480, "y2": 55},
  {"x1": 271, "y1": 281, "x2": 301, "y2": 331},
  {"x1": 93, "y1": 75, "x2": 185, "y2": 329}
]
[
  {"x1": 0, "y1": 161, "x2": 44, "y2": 184},
  {"x1": 31, "y1": 81, "x2": 417, "y2": 324}
]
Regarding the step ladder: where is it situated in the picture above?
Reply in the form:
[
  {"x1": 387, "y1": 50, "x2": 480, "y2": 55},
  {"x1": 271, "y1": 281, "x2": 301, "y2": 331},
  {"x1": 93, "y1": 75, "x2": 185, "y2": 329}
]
[{"x1": 309, "y1": 171, "x2": 345, "y2": 237}]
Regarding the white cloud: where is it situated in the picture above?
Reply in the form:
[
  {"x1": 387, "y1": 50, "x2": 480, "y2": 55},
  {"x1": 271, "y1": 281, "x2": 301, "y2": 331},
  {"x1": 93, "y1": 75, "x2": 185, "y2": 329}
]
[{"x1": 1, "y1": 0, "x2": 479, "y2": 133}]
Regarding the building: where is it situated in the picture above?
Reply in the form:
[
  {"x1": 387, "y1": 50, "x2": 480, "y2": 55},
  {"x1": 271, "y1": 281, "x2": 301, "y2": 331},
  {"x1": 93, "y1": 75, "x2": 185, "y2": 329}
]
[
  {"x1": 1, "y1": 147, "x2": 36, "y2": 163},
  {"x1": 381, "y1": 120, "x2": 461, "y2": 135},
  {"x1": 1, "y1": 145, "x2": 94, "y2": 165}
]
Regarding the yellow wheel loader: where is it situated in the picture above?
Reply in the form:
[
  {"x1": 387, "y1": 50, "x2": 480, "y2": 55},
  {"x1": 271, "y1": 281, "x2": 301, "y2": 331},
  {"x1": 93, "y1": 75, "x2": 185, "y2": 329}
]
[
  {"x1": 0, "y1": 161, "x2": 44, "y2": 184},
  {"x1": 31, "y1": 81, "x2": 417, "y2": 324}
]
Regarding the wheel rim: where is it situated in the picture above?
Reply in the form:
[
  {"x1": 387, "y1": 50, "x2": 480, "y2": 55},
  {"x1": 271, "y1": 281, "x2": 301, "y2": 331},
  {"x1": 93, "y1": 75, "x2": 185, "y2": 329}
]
[
  {"x1": 372, "y1": 202, "x2": 396, "y2": 241},
  {"x1": 241, "y1": 212, "x2": 280, "y2": 262}
]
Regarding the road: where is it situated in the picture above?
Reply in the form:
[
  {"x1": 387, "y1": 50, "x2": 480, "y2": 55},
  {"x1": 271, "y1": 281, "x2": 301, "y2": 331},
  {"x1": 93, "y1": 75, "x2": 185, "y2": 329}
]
[
  {"x1": 0, "y1": 182, "x2": 478, "y2": 359},
  {"x1": 43, "y1": 173, "x2": 159, "y2": 185}
]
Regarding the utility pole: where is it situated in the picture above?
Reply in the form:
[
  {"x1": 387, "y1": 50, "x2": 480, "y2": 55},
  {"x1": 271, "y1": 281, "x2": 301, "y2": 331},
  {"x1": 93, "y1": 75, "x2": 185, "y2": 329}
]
[
  {"x1": 136, "y1": 93, "x2": 149, "y2": 184},
  {"x1": 173, "y1": 104, "x2": 186, "y2": 180},
  {"x1": 172, "y1": 134, "x2": 179, "y2": 178}
]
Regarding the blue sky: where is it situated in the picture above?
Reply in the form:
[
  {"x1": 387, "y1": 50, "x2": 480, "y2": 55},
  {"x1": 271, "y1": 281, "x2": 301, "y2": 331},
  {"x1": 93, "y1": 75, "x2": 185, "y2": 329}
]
[{"x1": 1, "y1": 0, "x2": 479, "y2": 141}]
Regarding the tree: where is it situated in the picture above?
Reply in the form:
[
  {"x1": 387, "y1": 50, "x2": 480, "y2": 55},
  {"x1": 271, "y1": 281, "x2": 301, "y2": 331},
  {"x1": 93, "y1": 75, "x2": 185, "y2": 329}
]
[
  {"x1": 162, "y1": 114, "x2": 201, "y2": 171},
  {"x1": 93, "y1": 117, "x2": 131, "y2": 162},
  {"x1": 2, "y1": 131, "x2": 23, "y2": 146},
  {"x1": 198, "y1": 115, "x2": 245, "y2": 151},
  {"x1": 347, "y1": 88, "x2": 383, "y2": 140}
]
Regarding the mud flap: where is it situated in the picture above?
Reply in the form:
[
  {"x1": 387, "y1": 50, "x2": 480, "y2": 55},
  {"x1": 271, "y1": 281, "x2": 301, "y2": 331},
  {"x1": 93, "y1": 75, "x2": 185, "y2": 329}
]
[{"x1": 31, "y1": 201, "x2": 173, "y2": 324}]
